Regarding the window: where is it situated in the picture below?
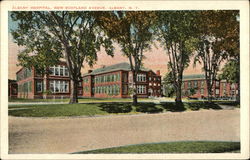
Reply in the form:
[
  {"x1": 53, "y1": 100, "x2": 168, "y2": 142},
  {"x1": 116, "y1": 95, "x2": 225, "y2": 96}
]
[
  {"x1": 122, "y1": 73, "x2": 127, "y2": 82},
  {"x1": 201, "y1": 81, "x2": 205, "y2": 87},
  {"x1": 122, "y1": 85, "x2": 128, "y2": 94},
  {"x1": 78, "y1": 81, "x2": 82, "y2": 87},
  {"x1": 55, "y1": 66, "x2": 59, "y2": 76},
  {"x1": 181, "y1": 83, "x2": 184, "y2": 89},
  {"x1": 50, "y1": 65, "x2": 69, "y2": 77},
  {"x1": 65, "y1": 68, "x2": 69, "y2": 76},
  {"x1": 84, "y1": 86, "x2": 89, "y2": 93},
  {"x1": 188, "y1": 82, "x2": 192, "y2": 88},
  {"x1": 136, "y1": 74, "x2": 146, "y2": 82},
  {"x1": 83, "y1": 77, "x2": 89, "y2": 83},
  {"x1": 194, "y1": 81, "x2": 198, "y2": 88},
  {"x1": 149, "y1": 77, "x2": 151, "y2": 81},
  {"x1": 201, "y1": 88, "x2": 204, "y2": 95},
  {"x1": 78, "y1": 90, "x2": 82, "y2": 94},
  {"x1": 137, "y1": 85, "x2": 146, "y2": 94},
  {"x1": 36, "y1": 81, "x2": 43, "y2": 93},
  {"x1": 60, "y1": 66, "x2": 64, "y2": 76},
  {"x1": 49, "y1": 80, "x2": 69, "y2": 93},
  {"x1": 216, "y1": 81, "x2": 220, "y2": 87},
  {"x1": 117, "y1": 73, "x2": 120, "y2": 81},
  {"x1": 215, "y1": 89, "x2": 219, "y2": 95},
  {"x1": 231, "y1": 84, "x2": 235, "y2": 90}
]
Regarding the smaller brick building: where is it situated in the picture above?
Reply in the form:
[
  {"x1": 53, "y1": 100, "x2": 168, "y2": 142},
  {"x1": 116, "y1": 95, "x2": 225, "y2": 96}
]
[
  {"x1": 182, "y1": 74, "x2": 239, "y2": 99},
  {"x1": 82, "y1": 62, "x2": 161, "y2": 98},
  {"x1": 16, "y1": 62, "x2": 83, "y2": 99}
]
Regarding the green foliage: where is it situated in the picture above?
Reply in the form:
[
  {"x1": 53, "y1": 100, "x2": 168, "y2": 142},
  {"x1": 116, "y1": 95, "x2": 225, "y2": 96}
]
[
  {"x1": 162, "y1": 72, "x2": 175, "y2": 97},
  {"x1": 194, "y1": 10, "x2": 239, "y2": 103},
  {"x1": 77, "y1": 141, "x2": 240, "y2": 153},
  {"x1": 183, "y1": 87, "x2": 197, "y2": 97},
  {"x1": 11, "y1": 11, "x2": 115, "y2": 103},
  {"x1": 97, "y1": 11, "x2": 156, "y2": 104},
  {"x1": 219, "y1": 59, "x2": 239, "y2": 83},
  {"x1": 155, "y1": 11, "x2": 199, "y2": 104}
]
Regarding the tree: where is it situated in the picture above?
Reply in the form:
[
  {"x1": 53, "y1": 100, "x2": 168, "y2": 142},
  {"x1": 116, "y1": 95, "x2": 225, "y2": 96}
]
[
  {"x1": 156, "y1": 11, "x2": 198, "y2": 106},
  {"x1": 194, "y1": 10, "x2": 239, "y2": 103},
  {"x1": 219, "y1": 59, "x2": 240, "y2": 101},
  {"x1": 11, "y1": 11, "x2": 114, "y2": 103},
  {"x1": 162, "y1": 72, "x2": 175, "y2": 97},
  {"x1": 96, "y1": 11, "x2": 156, "y2": 105}
]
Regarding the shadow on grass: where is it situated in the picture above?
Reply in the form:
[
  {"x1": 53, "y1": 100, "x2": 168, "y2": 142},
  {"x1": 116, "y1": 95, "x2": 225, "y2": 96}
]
[
  {"x1": 135, "y1": 103, "x2": 163, "y2": 114},
  {"x1": 161, "y1": 102, "x2": 186, "y2": 112},
  {"x1": 161, "y1": 102, "x2": 222, "y2": 112},
  {"x1": 98, "y1": 103, "x2": 164, "y2": 114},
  {"x1": 185, "y1": 102, "x2": 222, "y2": 110},
  {"x1": 98, "y1": 103, "x2": 132, "y2": 113}
]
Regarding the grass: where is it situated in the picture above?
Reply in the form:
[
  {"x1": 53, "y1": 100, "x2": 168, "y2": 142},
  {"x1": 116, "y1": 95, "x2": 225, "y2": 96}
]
[
  {"x1": 9, "y1": 103, "x2": 108, "y2": 117},
  {"x1": 74, "y1": 141, "x2": 240, "y2": 153},
  {"x1": 8, "y1": 101, "x2": 226, "y2": 117}
]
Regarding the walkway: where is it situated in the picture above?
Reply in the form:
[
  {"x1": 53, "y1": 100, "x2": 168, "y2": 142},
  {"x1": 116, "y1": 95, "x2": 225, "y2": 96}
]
[{"x1": 9, "y1": 109, "x2": 240, "y2": 154}]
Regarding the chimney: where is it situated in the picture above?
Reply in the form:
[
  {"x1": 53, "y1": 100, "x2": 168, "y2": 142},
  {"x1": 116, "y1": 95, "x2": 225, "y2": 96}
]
[
  {"x1": 156, "y1": 70, "x2": 160, "y2": 76},
  {"x1": 88, "y1": 70, "x2": 93, "y2": 73}
]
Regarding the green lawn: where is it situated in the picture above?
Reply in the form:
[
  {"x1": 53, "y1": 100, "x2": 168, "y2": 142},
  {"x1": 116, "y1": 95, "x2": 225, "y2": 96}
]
[
  {"x1": 75, "y1": 141, "x2": 240, "y2": 153},
  {"x1": 9, "y1": 103, "x2": 111, "y2": 117},
  {"x1": 8, "y1": 101, "x2": 228, "y2": 117}
]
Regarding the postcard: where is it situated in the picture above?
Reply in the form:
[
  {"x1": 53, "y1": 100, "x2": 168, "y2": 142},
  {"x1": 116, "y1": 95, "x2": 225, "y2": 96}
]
[{"x1": 1, "y1": 0, "x2": 249, "y2": 160}]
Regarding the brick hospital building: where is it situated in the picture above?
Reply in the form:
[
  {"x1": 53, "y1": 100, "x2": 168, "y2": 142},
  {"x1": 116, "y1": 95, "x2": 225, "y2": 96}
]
[
  {"x1": 182, "y1": 74, "x2": 239, "y2": 99},
  {"x1": 15, "y1": 62, "x2": 162, "y2": 99},
  {"x1": 16, "y1": 61, "x2": 83, "y2": 99},
  {"x1": 82, "y1": 62, "x2": 162, "y2": 98}
]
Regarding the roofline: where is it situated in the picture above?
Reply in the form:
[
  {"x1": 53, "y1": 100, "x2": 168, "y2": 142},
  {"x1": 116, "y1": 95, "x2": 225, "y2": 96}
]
[
  {"x1": 83, "y1": 69, "x2": 129, "y2": 77},
  {"x1": 16, "y1": 67, "x2": 24, "y2": 74}
]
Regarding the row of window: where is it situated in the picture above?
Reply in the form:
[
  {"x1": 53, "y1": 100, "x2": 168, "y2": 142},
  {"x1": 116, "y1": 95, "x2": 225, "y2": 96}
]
[
  {"x1": 91, "y1": 85, "x2": 121, "y2": 95},
  {"x1": 149, "y1": 83, "x2": 161, "y2": 87},
  {"x1": 49, "y1": 65, "x2": 69, "y2": 77},
  {"x1": 82, "y1": 85, "x2": 148, "y2": 95},
  {"x1": 94, "y1": 73, "x2": 121, "y2": 84},
  {"x1": 49, "y1": 80, "x2": 69, "y2": 93},
  {"x1": 17, "y1": 68, "x2": 32, "y2": 81},
  {"x1": 149, "y1": 77, "x2": 161, "y2": 82},
  {"x1": 83, "y1": 77, "x2": 89, "y2": 83},
  {"x1": 18, "y1": 81, "x2": 32, "y2": 93}
]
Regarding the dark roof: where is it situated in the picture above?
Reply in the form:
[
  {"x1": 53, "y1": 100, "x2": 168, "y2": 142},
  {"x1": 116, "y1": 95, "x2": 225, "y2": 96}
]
[
  {"x1": 83, "y1": 62, "x2": 151, "y2": 76},
  {"x1": 183, "y1": 74, "x2": 205, "y2": 80}
]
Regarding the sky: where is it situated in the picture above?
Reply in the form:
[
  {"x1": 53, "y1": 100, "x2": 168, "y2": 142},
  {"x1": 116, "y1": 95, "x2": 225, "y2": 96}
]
[{"x1": 8, "y1": 14, "x2": 203, "y2": 80}]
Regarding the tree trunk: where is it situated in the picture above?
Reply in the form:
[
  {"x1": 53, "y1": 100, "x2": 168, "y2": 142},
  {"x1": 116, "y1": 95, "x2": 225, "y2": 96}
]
[
  {"x1": 43, "y1": 74, "x2": 47, "y2": 99},
  {"x1": 207, "y1": 94, "x2": 212, "y2": 103},
  {"x1": 132, "y1": 71, "x2": 138, "y2": 105},
  {"x1": 175, "y1": 84, "x2": 183, "y2": 107},
  {"x1": 207, "y1": 84, "x2": 213, "y2": 104},
  {"x1": 69, "y1": 79, "x2": 78, "y2": 104}
]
